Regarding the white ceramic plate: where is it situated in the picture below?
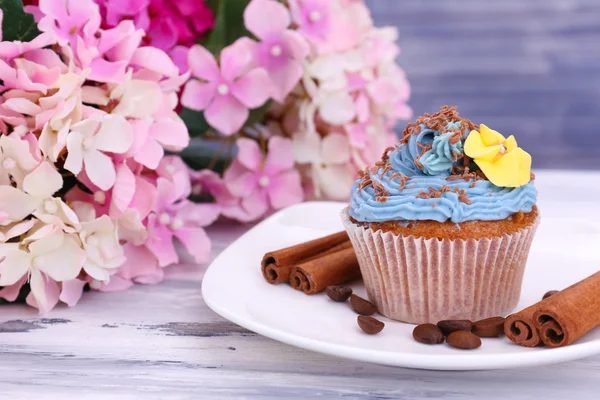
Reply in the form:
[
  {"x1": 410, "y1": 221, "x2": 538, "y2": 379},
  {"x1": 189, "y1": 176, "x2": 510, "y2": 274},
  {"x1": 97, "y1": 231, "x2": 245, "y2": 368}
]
[{"x1": 202, "y1": 201, "x2": 600, "y2": 370}]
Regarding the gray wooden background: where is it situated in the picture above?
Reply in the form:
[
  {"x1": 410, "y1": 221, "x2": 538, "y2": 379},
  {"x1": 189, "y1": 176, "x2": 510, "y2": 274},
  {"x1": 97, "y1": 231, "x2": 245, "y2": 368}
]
[{"x1": 367, "y1": 0, "x2": 600, "y2": 169}]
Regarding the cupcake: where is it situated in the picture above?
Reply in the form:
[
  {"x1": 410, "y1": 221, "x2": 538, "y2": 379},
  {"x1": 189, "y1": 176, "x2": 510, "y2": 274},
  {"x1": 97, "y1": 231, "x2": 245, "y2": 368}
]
[{"x1": 342, "y1": 106, "x2": 539, "y2": 324}]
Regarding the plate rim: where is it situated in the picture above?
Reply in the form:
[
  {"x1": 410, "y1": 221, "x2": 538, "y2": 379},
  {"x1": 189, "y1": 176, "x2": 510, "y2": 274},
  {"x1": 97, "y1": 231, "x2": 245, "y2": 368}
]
[{"x1": 202, "y1": 201, "x2": 600, "y2": 371}]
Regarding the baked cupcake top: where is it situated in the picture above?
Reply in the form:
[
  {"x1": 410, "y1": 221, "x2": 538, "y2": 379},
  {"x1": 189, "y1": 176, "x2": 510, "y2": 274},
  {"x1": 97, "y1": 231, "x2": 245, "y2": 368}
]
[{"x1": 349, "y1": 106, "x2": 537, "y2": 223}]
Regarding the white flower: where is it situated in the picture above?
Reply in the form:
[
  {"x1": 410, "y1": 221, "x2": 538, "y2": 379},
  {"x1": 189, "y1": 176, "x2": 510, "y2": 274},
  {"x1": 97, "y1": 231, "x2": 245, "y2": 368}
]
[
  {"x1": 292, "y1": 132, "x2": 354, "y2": 200},
  {"x1": 0, "y1": 228, "x2": 85, "y2": 312},
  {"x1": 109, "y1": 72, "x2": 162, "y2": 119},
  {"x1": 0, "y1": 135, "x2": 38, "y2": 188},
  {"x1": 0, "y1": 161, "x2": 78, "y2": 229},
  {"x1": 0, "y1": 220, "x2": 35, "y2": 243},
  {"x1": 65, "y1": 114, "x2": 133, "y2": 190},
  {"x1": 36, "y1": 72, "x2": 85, "y2": 161},
  {"x1": 79, "y1": 215, "x2": 126, "y2": 283}
]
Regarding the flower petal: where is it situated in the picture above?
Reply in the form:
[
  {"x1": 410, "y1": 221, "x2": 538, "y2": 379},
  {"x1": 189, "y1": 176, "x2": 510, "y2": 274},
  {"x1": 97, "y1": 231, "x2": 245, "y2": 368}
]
[
  {"x1": 220, "y1": 37, "x2": 257, "y2": 81},
  {"x1": 479, "y1": 124, "x2": 506, "y2": 147},
  {"x1": 0, "y1": 275, "x2": 27, "y2": 302},
  {"x1": 266, "y1": 59, "x2": 302, "y2": 102},
  {"x1": 315, "y1": 163, "x2": 355, "y2": 201},
  {"x1": 241, "y1": 188, "x2": 269, "y2": 219},
  {"x1": 134, "y1": 136, "x2": 164, "y2": 170},
  {"x1": 84, "y1": 149, "x2": 116, "y2": 191},
  {"x1": 65, "y1": 130, "x2": 84, "y2": 174},
  {"x1": 291, "y1": 132, "x2": 320, "y2": 164},
  {"x1": 118, "y1": 243, "x2": 159, "y2": 280},
  {"x1": 319, "y1": 92, "x2": 355, "y2": 125},
  {"x1": 204, "y1": 94, "x2": 249, "y2": 135},
  {"x1": 145, "y1": 222, "x2": 178, "y2": 267},
  {"x1": 97, "y1": 275, "x2": 133, "y2": 292},
  {"x1": 264, "y1": 136, "x2": 294, "y2": 174},
  {"x1": 131, "y1": 176, "x2": 157, "y2": 220},
  {"x1": 111, "y1": 163, "x2": 136, "y2": 213},
  {"x1": 464, "y1": 130, "x2": 501, "y2": 161},
  {"x1": 23, "y1": 161, "x2": 63, "y2": 198},
  {"x1": 505, "y1": 135, "x2": 518, "y2": 152},
  {"x1": 59, "y1": 279, "x2": 86, "y2": 307},
  {"x1": 174, "y1": 227, "x2": 211, "y2": 264},
  {"x1": 224, "y1": 161, "x2": 258, "y2": 197},
  {"x1": 267, "y1": 169, "x2": 304, "y2": 209},
  {"x1": 181, "y1": 79, "x2": 216, "y2": 111},
  {"x1": 0, "y1": 186, "x2": 39, "y2": 223},
  {"x1": 150, "y1": 118, "x2": 190, "y2": 151},
  {"x1": 244, "y1": 0, "x2": 291, "y2": 39},
  {"x1": 27, "y1": 269, "x2": 60, "y2": 314},
  {"x1": 87, "y1": 58, "x2": 127, "y2": 83},
  {"x1": 131, "y1": 47, "x2": 179, "y2": 77},
  {"x1": 280, "y1": 30, "x2": 310, "y2": 60},
  {"x1": 93, "y1": 115, "x2": 133, "y2": 154},
  {"x1": 0, "y1": 249, "x2": 30, "y2": 286},
  {"x1": 231, "y1": 68, "x2": 272, "y2": 108},
  {"x1": 236, "y1": 138, "x2": 262, "y2": 171},
  {"x1": 187, "y1": 45, "x2": 220, "y2": 81},
  {"x1": 322, "y1": 133, "x2": 351, "y2": 164},
  {"x1": 177, "y1": 202, "x2": 221, "y2": 227},
  {"x1": 37, "y1": 234, "x2": 85, "y2": 282}
]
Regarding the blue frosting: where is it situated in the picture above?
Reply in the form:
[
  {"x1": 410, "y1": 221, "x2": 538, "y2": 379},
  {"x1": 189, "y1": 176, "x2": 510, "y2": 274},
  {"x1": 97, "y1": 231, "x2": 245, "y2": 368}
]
[
  {"x1": 420, "y1": 132, "x2": 463, "y2": 176},
  {"x1": 349, "y1": 122, "x2": 537, "y2": 223}
]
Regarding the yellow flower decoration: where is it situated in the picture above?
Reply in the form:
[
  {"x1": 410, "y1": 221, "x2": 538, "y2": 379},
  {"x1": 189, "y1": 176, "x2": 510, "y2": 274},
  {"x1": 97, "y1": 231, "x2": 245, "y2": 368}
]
[{"x1": 464, "y1": 124, "x2": 531, "y2": 187}]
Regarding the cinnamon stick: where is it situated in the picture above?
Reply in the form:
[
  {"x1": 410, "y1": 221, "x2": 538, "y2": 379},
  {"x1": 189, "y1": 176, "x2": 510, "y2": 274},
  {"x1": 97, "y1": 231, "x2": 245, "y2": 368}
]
[
  {"x1": 289, "y1": 247, "x2": 361, "y2": 295},
  {"x1": 261, "y1": 231, "x2": 349, "y2": 284},
  {"x1": 504, "y1": 306, "x2": 541, "y2": 347},
  {"x1": 505, "y1": 271, "x2": 600, "y2": 348},
  {"x1": 533, "y1": 271, "x2": 600, "y2": 348}
]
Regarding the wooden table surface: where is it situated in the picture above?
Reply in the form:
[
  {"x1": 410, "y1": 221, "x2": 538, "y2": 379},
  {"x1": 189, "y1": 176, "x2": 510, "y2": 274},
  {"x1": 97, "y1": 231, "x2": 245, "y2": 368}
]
[{"x1": 1, "y1": 170, "x2": 599, "y2": 399}]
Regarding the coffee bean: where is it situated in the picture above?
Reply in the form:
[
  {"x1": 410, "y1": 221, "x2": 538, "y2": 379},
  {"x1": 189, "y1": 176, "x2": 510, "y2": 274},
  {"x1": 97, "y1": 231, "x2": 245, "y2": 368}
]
[
  {"x1": 472, "y1": 316, "x2": 505, "y2": 337},
  {"x1": 447, "y1": 330, "x2": 481, "y2": 349},
  {"x1": 357, "y1": 316, "x2": 384, "y2": 334},
  {"x1": 326, "y1": 285, "x2": 353, "y2": 302},
  {"x1": 543, "y1": 290, "x2": 559, "y2": 300},
  {"x1": 437, "y1": 319, "x2": 473, "y2": 336},
  {"x1": 412, "y1": 323, "x2": 445, "y2": 344},
  {"x1": 350, "y1": 294, "x2": 377, "y2": 316}
]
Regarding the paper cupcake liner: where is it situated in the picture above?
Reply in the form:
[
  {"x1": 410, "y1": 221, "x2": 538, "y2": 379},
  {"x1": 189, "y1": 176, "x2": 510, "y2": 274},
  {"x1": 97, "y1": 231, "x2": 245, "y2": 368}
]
[{"x1": 341, "y1": 208, "x2": 540, "y2": 324}]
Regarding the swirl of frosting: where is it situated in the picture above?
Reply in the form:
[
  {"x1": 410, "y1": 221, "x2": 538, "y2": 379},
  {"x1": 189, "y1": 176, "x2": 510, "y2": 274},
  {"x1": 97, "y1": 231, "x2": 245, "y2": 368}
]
[
  {"x1": 389, "y1": 126, "x2": 432, "y2": 176},
  {"x1": 349, "y1": 171, "x2": 537, "y2": 223},
  {"x1": 349, "y1": 108, "x2": 537, "y2": 224},
  {"x1": 420, "y1": 132, "x2": 463, "y2": 176}
]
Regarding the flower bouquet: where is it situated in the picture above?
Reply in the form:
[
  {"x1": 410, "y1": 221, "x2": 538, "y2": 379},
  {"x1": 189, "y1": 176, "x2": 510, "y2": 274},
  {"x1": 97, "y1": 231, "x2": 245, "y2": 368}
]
[{"x1": 0, "y1": 0, "x2": 410, "y2": 312}]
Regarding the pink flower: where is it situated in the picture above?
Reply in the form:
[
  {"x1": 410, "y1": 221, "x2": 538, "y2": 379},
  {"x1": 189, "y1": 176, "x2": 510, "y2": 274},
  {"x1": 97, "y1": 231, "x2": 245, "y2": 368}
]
[
  {"x1": 288, "y1": 0, "x2": 360, "y2": 54},
  {"x1": 95, "y1": 0, "x2": 214, "y2": 51},
  {"x1": 38, "y1": 0, "x2": 101, "y2": 47},
  {"x1": 191, "y1": 169, "x2": 262, "y2": 223},
  {"x1": 243, "y1": 0, "x2": 309, "y2": 102},
  {"x1": 145, "y1": 177, "x2": 219, "y2": 266},
  {"x1": 64, "y1": 115, "x2": 133, "y2": 190},
  {"x1": 181, "y1": 40, "x2": 272, "y2": 135},
  {"x1": 224, "y1": 137, "x2": 303, "y2": 219}
]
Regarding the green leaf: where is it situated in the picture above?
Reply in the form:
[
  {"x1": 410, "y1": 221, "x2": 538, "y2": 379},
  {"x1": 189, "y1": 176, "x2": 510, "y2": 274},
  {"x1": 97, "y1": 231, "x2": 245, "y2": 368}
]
[
  {"x1": 202, "y1": 0, "x2": 253, "y2": 54},
  {"x1": 179, "y1": 107, "x2": 211, "y2": 138},
  {"x1": 246, "y1": 101, "x2": 272, "y2": 127},
  {"x1": 0, "y1": 0, "x2": 40, "y2": 42},
  {"x1": 179, "y1": 138, "x2": 230, "y2": 173}
]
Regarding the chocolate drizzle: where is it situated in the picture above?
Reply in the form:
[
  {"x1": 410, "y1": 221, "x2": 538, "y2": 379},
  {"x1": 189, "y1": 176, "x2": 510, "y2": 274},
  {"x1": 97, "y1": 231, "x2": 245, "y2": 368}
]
[
  {"x1": 357, "y1": 106, "x2": 491, "y2": 205},
  {"x1": 399, "y1": 105, "x2": 478, "y2": 145}
]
